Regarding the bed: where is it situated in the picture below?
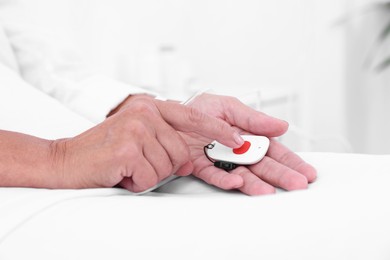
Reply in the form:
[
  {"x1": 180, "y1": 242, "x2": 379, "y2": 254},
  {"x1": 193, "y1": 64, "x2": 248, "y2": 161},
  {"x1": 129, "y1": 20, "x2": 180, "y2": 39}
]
[{"x1": 1, "y1": 65, "x2": 390, "y2": 260}]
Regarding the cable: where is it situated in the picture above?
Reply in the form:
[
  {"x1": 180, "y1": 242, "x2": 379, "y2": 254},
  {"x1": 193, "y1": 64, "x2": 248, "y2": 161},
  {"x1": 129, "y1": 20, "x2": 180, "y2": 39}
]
[{"x1": 203, "y1": 143, "x2": 238, "y2": 171}]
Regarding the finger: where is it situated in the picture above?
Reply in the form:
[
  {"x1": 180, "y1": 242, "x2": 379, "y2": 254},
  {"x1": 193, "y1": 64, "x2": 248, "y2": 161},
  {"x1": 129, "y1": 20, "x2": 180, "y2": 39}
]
[
  {"x1": 248, "y1": 156, "x2": 309, "y2": 191},
  {"x1": 115, "y1": 140, "x2": 158, "y2": 192},
  {"x1": 266, "y1": 139, "x2": 317, "y2": 183},
  {"x1": 119, "y1": 177, "x2": 134, "y2": 191},
  {"x1": 153, "y1": 120, "x2": 193, "y2": 175},
  {"x1": 192, "y1": 158, "x2": 244, "y2": 190},
  {"x1": 231, "y1": 166, "x2": 276, "y2": 195},
  {"x1": 222, "y1": 96, "x2": 289, "y2": 137},
  {"x1": 175, "y1": 161, "x2": 194, "y2": 176},
  {"x1": 142, "y1": 135, "x2": 174, "y2": 182},
  {"x1": 156, "y1": 101, "x2": 244, "y2": 148},
  {"x1": 131, "y1": 158, "x2": 159, "y2": 192}
]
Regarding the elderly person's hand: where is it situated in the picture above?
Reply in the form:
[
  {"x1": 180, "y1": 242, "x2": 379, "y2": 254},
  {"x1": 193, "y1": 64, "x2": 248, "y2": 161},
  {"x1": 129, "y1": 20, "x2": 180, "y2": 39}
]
[
  {"x1": 179, "y1": 93, "x2": 317, "y2": 195},
  {"x1": 47, "y1": 95, "x2": 243, "y2": 193}
]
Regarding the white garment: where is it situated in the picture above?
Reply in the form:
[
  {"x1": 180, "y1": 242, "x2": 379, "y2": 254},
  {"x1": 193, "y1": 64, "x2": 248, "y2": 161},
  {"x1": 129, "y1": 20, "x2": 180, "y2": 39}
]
[
  {"x1": 0, "y1": 62, "x2": 94, "y2": 139},
  {"x1": 0, "y1": 0, "x2": 155, "y2": 124}
]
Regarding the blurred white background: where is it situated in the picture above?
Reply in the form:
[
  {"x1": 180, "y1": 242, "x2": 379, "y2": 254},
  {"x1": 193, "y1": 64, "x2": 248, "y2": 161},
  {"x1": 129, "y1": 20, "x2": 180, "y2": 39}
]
[{"x1": 18, "y1": 0, "x2": 390, "y2": 154}]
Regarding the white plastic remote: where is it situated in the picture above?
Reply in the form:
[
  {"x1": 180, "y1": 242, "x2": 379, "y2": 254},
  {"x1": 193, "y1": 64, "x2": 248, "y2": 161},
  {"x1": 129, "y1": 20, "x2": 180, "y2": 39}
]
[{"x1": 205, "y1": 135, "x2": 270, "y2": 165}]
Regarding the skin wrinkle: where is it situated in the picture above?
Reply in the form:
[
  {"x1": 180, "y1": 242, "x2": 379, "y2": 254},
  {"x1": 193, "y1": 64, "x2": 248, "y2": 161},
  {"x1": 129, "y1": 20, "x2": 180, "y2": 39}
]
[
  {"x1": 199, "y1": 166, "x2": 220, "y2": 186},
  {"x1": 268, "y1": 139, "x2": 316, "y2": 183},
  {"x1": 187, "y1": 106, "x2": 205, "y2": 128},
  {"x1": 292, "y1": 161, "x2": 312, "y2": 181},
  {"x1": 248, "y1": 180, "x2": 274, "y2": 195},
  {"x1": 143, "y1": 123, "x2": 171, "y2": 177},
  {"x1": 141, "y1": 139, "x2": 156, "y2": 181},
  {"x1": 49, "y1": 139, "x2": 68, "y2": 188},
  {"x1": 134, "y1": 159, "x2": 157, "y2": 191},
  {"x1": 188, "y1": 105, "x2": 233, "y2": 144},
  {"x1": 273, "y1": 142, "x2": 298, "y2": 167},
  {"x1": 256, "y1": 157, "x2": 275, "y2": 181},
  {"x1": 279, "y1": 164, "x2": 304, "y2": 190},
  {"x1": 223, "y1": 97, "x2": 239, "y2": 126},
  {"x1": 192, "y1": 155, "x2": 207, "y2": 174},
  {"x1": 207, "y1": 166, "x2": 221, "y2": 186},
  {"x1": 219, "y1": 173, "x2": 234, "y2": 189},
  {"x1": 249, "y1": 156, "x2": 290, "y2": 190},
  {"x1": 275, "y1": 164, "x2": 294, "y2": 190},
  {"x1": 223, "y1": 96, "x2": 277, "y2": 137},
  {"x1": 233, "y1": 167, "x2": 256, "y2": 191},
  {"x1": 152, "y1": 102, "x2": 194, "y2": 175},
  {"x1": 157, "y1": 127, "x2": 191, "y2": 175},
  {"x1": 234, "y1": 167, "x2": 274, "y2": 194}
]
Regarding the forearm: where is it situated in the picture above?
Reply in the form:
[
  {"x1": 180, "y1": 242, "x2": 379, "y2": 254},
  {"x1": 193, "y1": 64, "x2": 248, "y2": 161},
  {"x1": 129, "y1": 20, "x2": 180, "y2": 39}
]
[{"x1": 0, "y1": 130, "x2": 60, "y2": 188}]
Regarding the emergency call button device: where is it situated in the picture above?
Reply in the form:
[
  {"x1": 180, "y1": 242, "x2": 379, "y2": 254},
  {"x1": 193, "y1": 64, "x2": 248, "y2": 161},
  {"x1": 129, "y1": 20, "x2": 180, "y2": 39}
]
[{"x1": 205, "y1": 135, "x2": 270, "y2": 166}]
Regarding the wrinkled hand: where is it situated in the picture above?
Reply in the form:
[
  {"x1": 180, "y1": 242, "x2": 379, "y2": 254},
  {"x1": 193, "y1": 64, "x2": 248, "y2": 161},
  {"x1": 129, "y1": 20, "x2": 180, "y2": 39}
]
[
  {"x1": 52, "y1": 95, "x2": 242, "y2": 193},
  {"x1": 180, "y1": 93, "x2": 317, "y2": 195}
]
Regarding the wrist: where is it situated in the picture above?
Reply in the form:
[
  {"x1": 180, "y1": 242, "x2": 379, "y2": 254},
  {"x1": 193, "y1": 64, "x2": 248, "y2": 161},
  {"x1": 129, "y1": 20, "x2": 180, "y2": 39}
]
[{"x1": 48, "y1": 138, "x2": 73, "y2": 188}]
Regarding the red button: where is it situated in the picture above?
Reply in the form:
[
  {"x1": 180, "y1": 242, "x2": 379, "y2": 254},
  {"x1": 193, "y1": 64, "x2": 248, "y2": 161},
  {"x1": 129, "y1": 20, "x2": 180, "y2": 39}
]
[{"x1": 233, "y1": 141, "x2": 251, "y2": 154}]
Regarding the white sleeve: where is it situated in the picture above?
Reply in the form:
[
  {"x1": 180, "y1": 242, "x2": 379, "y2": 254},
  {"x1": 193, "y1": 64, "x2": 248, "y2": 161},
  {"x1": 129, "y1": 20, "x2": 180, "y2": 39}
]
[{"x1": 0, "y1": 1, "x2": 157, "y2": 123}]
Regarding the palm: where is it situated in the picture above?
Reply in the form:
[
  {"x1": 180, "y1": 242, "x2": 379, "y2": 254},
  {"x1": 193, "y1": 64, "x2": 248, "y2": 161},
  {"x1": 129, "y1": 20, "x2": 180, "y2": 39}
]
[
  {"x1": 178, "y1": 93, "x2": 317, "y2": 195},
  {"x1": 178, "y1": 130, "x2": 244, "y2": 191}
]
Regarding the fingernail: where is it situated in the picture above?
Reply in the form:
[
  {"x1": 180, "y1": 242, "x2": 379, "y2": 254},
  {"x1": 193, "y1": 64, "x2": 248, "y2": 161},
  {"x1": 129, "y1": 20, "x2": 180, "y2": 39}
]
[{"x1": 233, "y1": 132, "x2": 244, "y2": 146}]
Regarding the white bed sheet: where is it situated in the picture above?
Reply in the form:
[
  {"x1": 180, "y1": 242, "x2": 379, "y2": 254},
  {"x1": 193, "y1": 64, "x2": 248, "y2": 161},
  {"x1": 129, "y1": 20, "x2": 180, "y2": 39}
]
[
  {"x1": 1, "y1": 152, "x2": 390, "y2": 260},
  {"x1": 1, "y1": 64, "x2": 390, "y2": 259}
]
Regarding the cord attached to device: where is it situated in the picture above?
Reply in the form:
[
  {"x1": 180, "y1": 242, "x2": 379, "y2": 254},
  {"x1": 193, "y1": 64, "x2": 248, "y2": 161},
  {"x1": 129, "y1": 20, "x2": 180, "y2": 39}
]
[{"x1": 203, "y1": 144, "x2": 238, "y2": 171}]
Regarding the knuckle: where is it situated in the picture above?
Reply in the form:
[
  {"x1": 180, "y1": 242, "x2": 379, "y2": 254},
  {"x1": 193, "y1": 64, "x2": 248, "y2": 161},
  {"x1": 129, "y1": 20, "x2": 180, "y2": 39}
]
[
  {"x1": 166, "y1": 141, "x2": 190, "y2": 174},
  {"x1": 221, "y1": 95, "x2": 240, "y2": 109},
  {"x1": 135, "y1": 173, "x2": 159, "y2": 191},
  {"x1": 245, "y1": 117, "x2": 256, "y2": 131},
  {"x1": 166, "y1": 157, "x2": 175, "y2": 173},
  {"x1": 187, "y1": 107, "x2": 206, "y2": 124},
  {"x1": 122, "y1": 101, "x2": 156, "y2": 118},
  {"x1": 279, "y1": 150, "x2": 295, "y2": 165},
  {"x1": 155, "y1": 156, "x2": 174, "y2": 180},
  {"x1": 216, "y1": 120, "x2": 230, "y2": 133},
  {"x1": 113, "y1": 143, "x2": 140, "y2": 162},
  {"x1": 145, "y1": 175, "x2": 159, "y2": 189},
  {"x1": 132, "y1": 102, "x2": 155, "y2": 115},
  {"x1": 127, "y1": 120, "x2": 149, "y2": 137},
  {"x1": 119, "y1": 118, "x2": 151, "y2": 140},
  {"x1": 233, "y1": 166, "x2": 248, "y2": 177},
  {"x1": 158, "y1": 166, "x2": 173, "y2": 180}
]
